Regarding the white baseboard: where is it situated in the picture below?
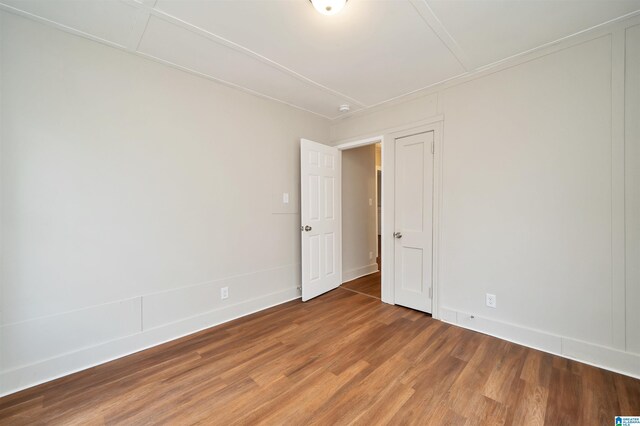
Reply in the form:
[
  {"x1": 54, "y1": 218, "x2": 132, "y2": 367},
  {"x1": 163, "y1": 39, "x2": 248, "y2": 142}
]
[
  {"x1": 8, "y1": 288, "x2": 636, "y2": 397},
  {"x1": 0, "y1": 265, "x2": 301, "y2": 397},
  {"x1": 440, "y1": 307, "x2": 640, "y2": 379},
  {"x1": 342, "y1": 263, "x2": 379, "y2": 283}
]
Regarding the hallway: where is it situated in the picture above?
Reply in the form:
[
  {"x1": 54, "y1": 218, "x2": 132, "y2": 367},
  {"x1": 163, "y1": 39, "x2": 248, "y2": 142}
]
[
  {"x1": 341, "y1": 236, "x2": 381, "y2": 299},
  {"x1": 341, "y1": 270, "x2": 381, "y2": 299}
]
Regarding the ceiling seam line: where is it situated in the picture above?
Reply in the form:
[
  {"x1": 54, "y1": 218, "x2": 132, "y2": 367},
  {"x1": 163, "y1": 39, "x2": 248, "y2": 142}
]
[
  {"x1": 408, "y1": 0, "x2": 471, "y2": 72},
  {"x1": 0, "y1": 3, "x2": 129, "y2": 50},
  {"x1": 122, "y1": 0, "x2": 368, "y2": 108},
  {"x1": 0, "y1": 3, "x2": 336, "y2": 120},
  {"x1": 332, "y1": 8, "x2": 640, "y2": 121},
  {"x1": 472, "y1": 9, "x2": 640, "y2": 73},
  {"x1": 134, "y1": 12, "x2": 152, "y2": 52},
  {"x1": 136, "y1": 52, "x2": 337, "y2": 120}
]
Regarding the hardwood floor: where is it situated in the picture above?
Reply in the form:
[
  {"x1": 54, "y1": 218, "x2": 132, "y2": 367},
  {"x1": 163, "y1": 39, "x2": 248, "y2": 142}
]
[
  {"x1": 1, "y1": 288, "x2": 638, "y2": 425},
  {"x1": 342, "y1": 236, "x2": 382, "y2": 299},
  {"x1": 341, "y1": 271, "x2": 381, "y2": 299}
]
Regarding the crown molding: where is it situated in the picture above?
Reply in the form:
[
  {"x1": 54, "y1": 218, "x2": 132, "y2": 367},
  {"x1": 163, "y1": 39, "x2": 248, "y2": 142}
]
[
  {"x1": 332, "y1": 9, "x2": 640, "y2": 122},
  {"x1": 121, "y1": 0, "x2": 367, "y2": 109}
]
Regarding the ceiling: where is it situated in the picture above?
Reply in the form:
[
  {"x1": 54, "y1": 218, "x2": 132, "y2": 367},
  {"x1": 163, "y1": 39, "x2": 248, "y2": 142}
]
[{"x1": 2, "y1": 0, "x2": 640, "y2": 119}]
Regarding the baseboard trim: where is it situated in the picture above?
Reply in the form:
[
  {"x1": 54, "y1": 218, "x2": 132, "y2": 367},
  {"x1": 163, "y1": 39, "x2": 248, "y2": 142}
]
[
  {"x1": 342, "y1": 263, "x2": 379, "y2": 283},
  {"x1": 440, "y1": 307, "x2": 640, "y2": 379},
  {"x1": 8, "y1": 294, "x2": 636, "y2": 397},
  {"x1": 0, "y1": 288, "x2": 301, "y2": 397}
]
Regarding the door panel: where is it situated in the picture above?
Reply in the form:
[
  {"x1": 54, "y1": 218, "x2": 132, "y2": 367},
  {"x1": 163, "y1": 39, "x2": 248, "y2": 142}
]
[
  {"x1": 399, "y1": 141, "x2": 425, "y2": 232},
  {"x1": 394, "y1": 131, "x2": 434, "y2": 313},
  {"x1": 401, "y1": 247, "x2": 424, "y2": 293},
  {"x1": 301, "y1": 139, "x2": 342, "y2": 301},
  {"x1": 324, "y1": 177, "x2": 335, "y2": 219}
]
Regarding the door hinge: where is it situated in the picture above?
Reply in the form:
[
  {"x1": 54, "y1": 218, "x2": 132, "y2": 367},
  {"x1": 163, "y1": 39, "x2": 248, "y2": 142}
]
[
  {"x1": 429, "y1": 287, "x2": 433, "y2": 299},
  {"x1": 431, "y1": 140, "x2": 434, "y2": 155}
]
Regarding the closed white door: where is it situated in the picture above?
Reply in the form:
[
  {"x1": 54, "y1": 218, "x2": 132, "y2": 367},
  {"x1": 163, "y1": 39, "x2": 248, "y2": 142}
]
[
  {"x1": 394, "y1": 131, "x2": 434, "y2": 313},
  {"x1": 300, "y1": 139, "x2": 342, "y2": 301}
]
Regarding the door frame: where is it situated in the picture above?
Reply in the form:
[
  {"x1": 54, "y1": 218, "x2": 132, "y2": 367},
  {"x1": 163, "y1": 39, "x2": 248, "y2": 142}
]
[{"x1": 334, "y1": 116, "x2": 443, "y2": 319}]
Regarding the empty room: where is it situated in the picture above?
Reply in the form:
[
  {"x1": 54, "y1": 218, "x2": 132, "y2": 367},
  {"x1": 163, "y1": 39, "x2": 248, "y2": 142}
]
[{"x1": 1, "y1": 0, "x2": 640, "y2": 424}]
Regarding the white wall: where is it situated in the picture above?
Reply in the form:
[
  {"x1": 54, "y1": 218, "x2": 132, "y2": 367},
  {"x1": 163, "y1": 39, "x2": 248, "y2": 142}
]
[
  {"x1": 0, "y1": 11, "x2": 329, "y2": 395},
  {"x1": 331, "y1": 16, "x2": 640, "y2": 378},
  {"x1": 3, "y1": 5, "x2": 639, "y2": 397},
  {"x1": 440, "y1": 35, "x2": 613, "y2": 345},
  {"x1": 341, "y1": 145, "x2": 377, "y2": 282},
  {"x1": 626, "y1": 23, "x2": 640, "y2": 354}
]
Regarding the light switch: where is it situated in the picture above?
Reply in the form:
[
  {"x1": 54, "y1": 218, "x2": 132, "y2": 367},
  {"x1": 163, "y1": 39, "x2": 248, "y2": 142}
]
[
  {"x1": 369, "y1": 198, "x2": 373, "y2": 206},
  {"x1": 283, "y1": 192, "x2": 289, "y2": 204}
]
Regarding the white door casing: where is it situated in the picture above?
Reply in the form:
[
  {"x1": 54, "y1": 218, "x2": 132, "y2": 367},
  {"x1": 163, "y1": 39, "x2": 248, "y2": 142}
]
[
  {"x1": 393, "y1": 131, "x2": 434, "y2": 313},
  {"x1": 300, "y1": 139, "x2": 342, "y2": 301}
]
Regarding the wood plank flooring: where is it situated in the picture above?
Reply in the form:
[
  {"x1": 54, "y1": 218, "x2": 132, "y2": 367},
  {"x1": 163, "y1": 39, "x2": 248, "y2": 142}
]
[
  {"x1": 1, "y1": 288, "x2": 638, "y2": 425},
  {"x1": 341, "y1": 235, "x2": 382, "y2": 299},
  {"x1": 341, "y1": 270, "x2": 381, "y2": 299}
]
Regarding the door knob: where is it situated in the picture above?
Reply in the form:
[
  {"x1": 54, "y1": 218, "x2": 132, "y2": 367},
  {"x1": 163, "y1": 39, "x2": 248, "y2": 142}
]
[
  {"x1": 304, "y1": 225, "x2": 312, "y2": 232},
  {"x1": 393, "y1": 232, "x2": 402, "y2": 239}
]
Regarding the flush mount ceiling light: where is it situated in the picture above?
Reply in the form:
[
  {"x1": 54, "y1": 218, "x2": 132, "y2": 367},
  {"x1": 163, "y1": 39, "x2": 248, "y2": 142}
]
[{"x1": 310, "y1": 0, "x2": 347, "y2": 16}]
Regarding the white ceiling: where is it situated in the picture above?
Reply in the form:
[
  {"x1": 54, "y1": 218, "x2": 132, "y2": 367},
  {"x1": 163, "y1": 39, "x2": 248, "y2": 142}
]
[{"x1": 2, "y1": 0, "x2": 640, "y2": 119}]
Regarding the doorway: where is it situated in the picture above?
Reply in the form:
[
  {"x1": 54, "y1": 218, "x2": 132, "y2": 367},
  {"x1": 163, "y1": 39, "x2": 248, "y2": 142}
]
[
  {"x1": 300, "y1": 118, "x2": 442, "y2": 316},
  {"x1": 340, "y1": 142, "x2": 382, "y2": 299}
]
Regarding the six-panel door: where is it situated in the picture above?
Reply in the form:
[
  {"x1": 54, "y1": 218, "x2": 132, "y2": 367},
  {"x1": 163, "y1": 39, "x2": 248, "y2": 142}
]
[{"x1": 300, "y1": 139, "x2": 342, "y2": 301}]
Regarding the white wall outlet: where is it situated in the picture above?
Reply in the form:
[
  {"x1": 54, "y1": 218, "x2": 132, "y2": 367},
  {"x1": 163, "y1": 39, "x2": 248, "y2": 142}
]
[
  {"x1": 486, "y1": 293, "x2": 497, "y2": 308},
  {"x1": 221, "y1": 287, "x2": 229, "y2": 300},
  {"x1": 369, "y1": 251, "x2": 373, "y2": 259},
  {"x1": 282, "y1": 192, "x2": 289, "y2": 204},
  {"x1": 369, "y1": 198, "x2": 373, "y2": 206}
]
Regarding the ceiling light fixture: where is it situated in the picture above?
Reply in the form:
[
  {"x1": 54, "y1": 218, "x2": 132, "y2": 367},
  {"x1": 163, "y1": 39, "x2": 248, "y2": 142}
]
[{"x1": 310, "y1": 0, "x2": 347, "y2": 16}]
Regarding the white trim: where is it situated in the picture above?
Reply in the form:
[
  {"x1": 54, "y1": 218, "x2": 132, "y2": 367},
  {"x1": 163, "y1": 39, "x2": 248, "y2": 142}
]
[
  {"x1": 474, "y1": 10, "x2": 640, "y2": 73},
  {"x1": 0, "y1": 288, "x2": 300, "y2": 397},
  {"x1": 376, "y1": 164, "x2": 382, "y2": 257},
  {"x1": 332, "y1": 115, "x2": 445, "y2": 147},
  {"x1": 440, "y1": 307, "x2": 640, "y2": 380},
  {"x1": 342, "y1": 263, "x2": 379, "y2": 283},
  {"x1": 335, "y1": 13, "x2": 640, "y2": 121},
  {"x1": 3, "y1": 2, "x2": 640, "y2": 120},
  {"x1": 610, "y1": 27, "x2": 627, "y2": 351},
  {"x1": 335, "y1": 117, "x2": 445, "y2": 315},
  {"x1": 338, "y1": 135, "x2": 387, "y2": 305},
  {"x1": 0, "y1": 4, "x2": 340, "y2": 121},
  {"x1": 0, "y1": 1, "x2": 365, "y2": 120},
  {"x1": 408, "y1": 0, "x2": 471, "y2": 71},
  {"x1": 136, "y1": 51, "x2": 335, "y2": 120},
  {"x1": 122, "y1": 0, "x2": 367, "y2": 109},
  {"x1": 432, "y1": 122, "x2": 444, "y2": 320},
  {"x1": 335, "y1": 135, "x2": 383, "y2": 151},
  {"x1": 381, "y1": 120, "x2": 444, "y2": 318}
]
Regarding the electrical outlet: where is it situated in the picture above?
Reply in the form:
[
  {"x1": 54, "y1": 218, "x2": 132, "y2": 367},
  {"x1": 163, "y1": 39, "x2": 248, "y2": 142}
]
[
  {"x1": 221, "y1": 287, "x2": 229, "y2": 300},
  {"x1": 369, "y1": 251, "x2": 373, "y2": 259},
  {"x1": 486, "y1": 293, "x2": 496, "y2": 308}
]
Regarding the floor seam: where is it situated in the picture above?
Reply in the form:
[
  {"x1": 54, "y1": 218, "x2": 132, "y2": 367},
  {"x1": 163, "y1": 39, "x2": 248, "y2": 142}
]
[{"x1": 339, "y1": 286, "x2": 381, "y2": 301}]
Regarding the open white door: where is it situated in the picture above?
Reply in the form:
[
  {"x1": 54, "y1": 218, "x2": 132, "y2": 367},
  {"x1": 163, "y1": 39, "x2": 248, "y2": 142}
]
[
  {"x1": 394, "y1": 131, "x2": 434, "y2": 313},
  {"x1": 300, "y1": 139, "x2": 342, "y2": 301}
]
